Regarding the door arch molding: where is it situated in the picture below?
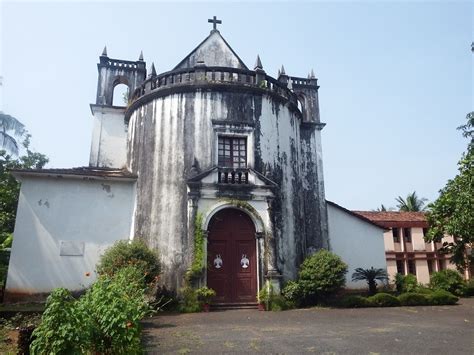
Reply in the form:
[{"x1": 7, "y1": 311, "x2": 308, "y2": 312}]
[{"x1": 201, "y1": 201, "x2": 265, "y2": 234}]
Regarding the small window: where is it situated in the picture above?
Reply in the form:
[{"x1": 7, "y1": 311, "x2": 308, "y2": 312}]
[
  {"x1": 438, "y1": 259, "x2": 445, "y2": 271},
  {"x1": 423, "y1": 228, "x2": 428, "y2": 237},
  {"x1": 403, "y1": 228, "x2": 412, "y2": 243},
  {"x1": 392, "y1": 228, "x2": 400, "y2": 243},
  {"x1": 407, "y1": 260, "x2": 416, "y2": 275},
  {"x1": 396, "y1": 260, "x2": 405, "y2": 274},
  {"x1": 428, "y1": 259, "x2": 434, "y2": 274},
  {"x1": 218, "y1": 137, "x2": 247, "y2": 168}
]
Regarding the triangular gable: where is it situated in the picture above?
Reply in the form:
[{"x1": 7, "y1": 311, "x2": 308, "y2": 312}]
[{"x1": 173, "y1": 31, "x2": 249, "y2": 70}]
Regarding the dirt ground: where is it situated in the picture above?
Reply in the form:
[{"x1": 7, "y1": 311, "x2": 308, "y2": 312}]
[{"x1": 142, "y1": 298, "x2": 474, "y2": 354}]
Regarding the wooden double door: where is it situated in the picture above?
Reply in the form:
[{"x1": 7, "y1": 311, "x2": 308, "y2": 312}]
[{"x1": 207, "y1": 208, "x2": 257, "y2": 304}]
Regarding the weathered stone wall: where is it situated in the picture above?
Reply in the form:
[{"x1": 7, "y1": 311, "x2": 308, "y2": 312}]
[{"x1": 127, "y1": 89, "x2": 327, "y2": 288}]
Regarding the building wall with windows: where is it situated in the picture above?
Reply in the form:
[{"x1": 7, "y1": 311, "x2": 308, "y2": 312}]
[{"x1": 353, "y1": 211, "x2": 459, "y2": 284}]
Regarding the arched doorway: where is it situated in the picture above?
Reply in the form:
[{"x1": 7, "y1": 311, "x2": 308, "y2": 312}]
[{"x1": 207, "y1": 208, "x2": 257, "y2": 304}]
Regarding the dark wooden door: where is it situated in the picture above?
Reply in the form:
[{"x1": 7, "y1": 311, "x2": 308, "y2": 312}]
[{"x1": 207, "y1": 209, "x2": 257, "y2": 304}]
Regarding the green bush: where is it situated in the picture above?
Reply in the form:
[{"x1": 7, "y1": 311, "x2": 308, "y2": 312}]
[
  {"x1": 31, "y1": 267, "x2": 150, "y2": 355},
  {"x1": 178, "y1": 287, "x2": 201, "y2": 313},
  {"x1": 195, "y1": 286, "x2": 216, "y2": 304},
  {"x1": 430, "y1": 270, "x2": 466, "y2": 296},
  {"x1": 465, "y1": 279, "x2": 474, "y2": 297},
  {"x1": 96, "y1": 239, "x2": 160, "y2": 285},
  {"x1": 339, "y1": 295, "x2": 371, "y2": 308},
  {"x1": 396, "y1": 274, "x2": 419, "y2": 293},
  {"x1": 428, "y1": 289, "x2": 459, "y2": 305},
  {"x1": 80, "y1": 266, "x2": 150, "y2": 354},
  {"x1": 298, "y1": 250, "x2": 348, "y2": 305},
  {"x1": 30, "y1": 288, "x2": 89, "y2": 354},
  {"x1": 414, "y1": 286, "x2": 434, "y2": 295},
  {"x1": 281, "y1": 280, "x2": 303, "y2": 306},
  {"x1": 398, "y1": 293, "x2": 431, "y2": 306},
  {"x1": 269, "y1": 295, "x2": 294, "y2": 311},
  {"x1": 368, "y1": 293, "x2": 400, "y2": 307}
]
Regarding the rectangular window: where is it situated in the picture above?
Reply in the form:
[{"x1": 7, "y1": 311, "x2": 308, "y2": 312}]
[
  {"x1": 392, "y1": 228, "x2": 400, "y2": 243},
  {"x1": 403, "y1": 228, "x2": 412, "y2": 243},
  {"x1": 396, "y1": 260, "x2": 405, "y2": 274},
  {"x1": 408, "y1": 260, "x2": 416, "y2": 275},
  {"x1": 438, "y1": 260, "x2": 445, "y2": 271},
  {"x1": 423, "y1": 228, "x2": 428, "y2": 237},
  {"x1": 218, "y1": 137, "x2": 247, "y2": 168},
  {"x1": 428, "y1": 259, "x2": 434, "y2": 274}
]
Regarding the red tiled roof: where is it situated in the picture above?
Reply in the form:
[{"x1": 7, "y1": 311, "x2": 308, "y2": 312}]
[{"x1": 351, "y1": 211, "x2": 428, "y2": 228}]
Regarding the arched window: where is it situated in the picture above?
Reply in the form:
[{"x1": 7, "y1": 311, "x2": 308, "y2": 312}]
[{"x1": 112, "y1": 83, "x2": 130, "y2": 107}]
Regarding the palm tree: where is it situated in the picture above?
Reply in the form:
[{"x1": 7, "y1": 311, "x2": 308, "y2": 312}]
[
  {"x1": 395, "y1": 191, "x2": 428, "y2": 212},
  {"x1": 351, "y1": 267, "x2": 388, "y2": 295},
  {"x1": 0, "y1": 112, "x2": 25, "y2": 156}
]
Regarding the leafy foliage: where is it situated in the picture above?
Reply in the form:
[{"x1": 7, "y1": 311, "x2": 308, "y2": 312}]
[
  {"x1": 31, "y1": 267, "x2": 150, "y2": 354},
  {"x1": 297, "y1": 250, "x2": 348, "y2": 305},
  {"x1": 367, "y1": 293, "x2": 400, "y2": 307},
  {"x1": 351, "y1": 267, "x2": 388, "y2": 295},
  {"x1": 178, "y1": 286, "x2": 201, "y2": 313},
  {"x1": 339, "y1": 295, "x2": 372, "y2": 308},
  {"x1": 186, "y1": 213, "x2": 205, "y2": 282},
  {"x1": 195, "y1": 286, "x2": 216, "y2": 304},
  {"x1": 429, "y1": 270, "x2": 466, "y2": 296},
  {"x1": 96, "y1": 239, "x2": 160, "y2": 285},
  {"x1": 395, "y1": 191, "x2": 428, "y2": 211},
  {"x1": 428, "y1": 289, "x2": 459, "y2": 305},
  {"x1": 426, "y1": 113, "x2": 473, "y2": 270},
  {"x1": 281, "y1": 280, "x2": 303, "y2": 307},
  {"x1": 30, "y1": 288, "x2": 89, "y2": 354},
  {"x1": 80, "y1": 266, "x2": 149, "y2": 354},
  {"x1": 394, "y1": 273, "x2": 419, "y2": 293},
  {"x1": 398, "y1": 293, "x2": 431, "y2": 306}
]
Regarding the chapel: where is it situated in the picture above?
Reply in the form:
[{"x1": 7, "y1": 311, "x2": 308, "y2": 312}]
[{"x1": 6, "y1": 19, "x2": 386, "y2": 304}]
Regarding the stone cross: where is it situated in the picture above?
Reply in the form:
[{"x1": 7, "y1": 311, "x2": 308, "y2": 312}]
[{"x1": 208, "y1": 16, "x2": 222, "y2": 30}]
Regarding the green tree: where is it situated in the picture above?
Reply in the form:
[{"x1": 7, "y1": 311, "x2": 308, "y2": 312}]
[
  {"x1": 0, "y1": 134, "x2": 48, "y2": 244},
  {"x1": 0, "y1": 112, "x2": 25, "y2": 156},
  {"x1": 351, "y1": 267, "x2": 388, "y2": 295},
  {"x1": 425, "y1": 113, "x2": 473, "y2": 271},
  {"x1": 395, "y1": 191, "x2": 428, "y2": 211}
]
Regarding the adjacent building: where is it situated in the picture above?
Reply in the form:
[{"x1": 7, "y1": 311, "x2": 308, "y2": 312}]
[{"x1": 353, "y1": 211, "x2": 460, "y2": 284}]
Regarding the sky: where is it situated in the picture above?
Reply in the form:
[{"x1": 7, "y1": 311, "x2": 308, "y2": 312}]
[{"x1": 1, "y1": 0, "x2": 472, "y2": 210}]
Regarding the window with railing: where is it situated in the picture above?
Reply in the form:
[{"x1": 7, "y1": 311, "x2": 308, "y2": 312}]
[
  {"x1": 217, "y1": 136, "x2": 249, "y2": 184},
  {"x1": 218, "y1": 136, "x2": 247, "y2": 168}
]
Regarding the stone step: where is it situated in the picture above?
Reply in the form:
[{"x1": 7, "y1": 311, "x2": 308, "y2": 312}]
[{"x1": 211, "y1": 303, "x2": 258, "y2": 311}]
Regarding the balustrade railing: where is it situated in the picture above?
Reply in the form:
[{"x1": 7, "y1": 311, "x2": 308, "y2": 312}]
[
  {"x1": 217, "y1": 168, "x2": 249, "y2": 184},
  {"x1": 130, "y1": 66, "x2": 298, "y2": 106}
]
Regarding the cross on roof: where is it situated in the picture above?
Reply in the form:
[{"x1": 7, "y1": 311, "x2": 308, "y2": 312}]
[{"x1": 208, "y1": 16, "x2": 222, "y2": 30}]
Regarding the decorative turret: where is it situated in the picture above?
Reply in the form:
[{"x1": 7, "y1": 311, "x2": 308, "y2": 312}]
[
  {"x1": 278, "y1": 65, "x2": 288, "y2": 86},
  {"x1": 95, "y1": 47, "x2": 146, "y2": 106}
]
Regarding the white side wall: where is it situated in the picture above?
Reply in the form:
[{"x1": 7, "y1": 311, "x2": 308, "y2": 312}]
[
  {"x1": 89, "y1": 105, "x2": 128, "y2": 168},
  {"x1": 6, "y1": 176, "x2": 136, "y2": 298},
  {"x1": 327, "y1": 204, "x2": 386, "y2": 289}
]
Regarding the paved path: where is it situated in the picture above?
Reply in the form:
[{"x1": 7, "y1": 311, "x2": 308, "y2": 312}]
[{"x1": 142, "y1": 298, "x2": 474, "y2": 354}]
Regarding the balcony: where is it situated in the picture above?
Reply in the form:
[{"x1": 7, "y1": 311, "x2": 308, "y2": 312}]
[{"x1": 217, "y1": 168, "x2": 249, "y2": 184}]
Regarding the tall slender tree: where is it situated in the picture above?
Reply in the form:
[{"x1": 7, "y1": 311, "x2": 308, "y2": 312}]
[
  {"x1": 395, "y1": 191, "x2": 428, "y2": 212},
  {"x1": 0, "y1": 112, "x2": 25, "y2": 156}
]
